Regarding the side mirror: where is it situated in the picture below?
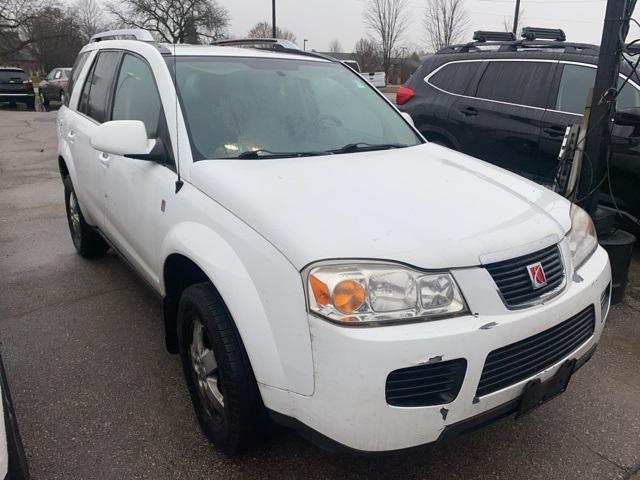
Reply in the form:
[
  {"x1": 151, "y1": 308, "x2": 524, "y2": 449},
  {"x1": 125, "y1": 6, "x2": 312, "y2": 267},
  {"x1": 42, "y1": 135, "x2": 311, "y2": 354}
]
[
  {"x1": 613, "y1": 107, "x2": 640, "y2": 126},
  {"x1": 91, "y1": 120, "x2": 153, "y2": 156},
  {"x1": 400, "y1": 111, "x2": 415, "y2": 127}
]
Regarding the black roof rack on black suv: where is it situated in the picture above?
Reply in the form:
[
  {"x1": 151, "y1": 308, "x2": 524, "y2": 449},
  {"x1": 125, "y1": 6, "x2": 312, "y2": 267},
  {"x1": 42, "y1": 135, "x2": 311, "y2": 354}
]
[{"x1": 437, "y1": 26, "x2": 599, "y2": 56}]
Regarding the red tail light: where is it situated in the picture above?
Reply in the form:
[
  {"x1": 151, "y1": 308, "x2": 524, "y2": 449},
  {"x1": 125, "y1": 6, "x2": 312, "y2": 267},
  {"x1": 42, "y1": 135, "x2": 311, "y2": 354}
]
[
  {"x1": 396, "y1": 86, "x2": 414, "y2": 106},
  {"x1": 22, "y1": 79, "x2": 32, "y2": 84}
]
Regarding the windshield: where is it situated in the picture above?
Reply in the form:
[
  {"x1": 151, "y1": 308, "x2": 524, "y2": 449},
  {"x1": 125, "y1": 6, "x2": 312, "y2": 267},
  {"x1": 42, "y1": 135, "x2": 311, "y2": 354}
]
[{"x1": 172, "y1": 56, "x2": 422, "y2": 160}]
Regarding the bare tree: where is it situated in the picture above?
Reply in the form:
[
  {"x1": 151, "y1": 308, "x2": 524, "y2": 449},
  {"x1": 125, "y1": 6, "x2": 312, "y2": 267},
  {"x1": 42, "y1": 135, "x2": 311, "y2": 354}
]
[
  {"x1": 247, "y1": 21, "x2": 296, "y2": 43},
  {"x1": 328, "y1": 39, "x2": 342, "y2": 53},
  {"x1": 107, "y1": 0, "x2": 230, "y2": 44},
  {"x1": 0, "y1": 0, "x2": 55, "y2": 58},
  {"x1": 422, "y1": 0, "x2": 469, "y2": 52},
  {"x1": 502, "y1": 9, "x2": 525, "y2": 34},
  {"x1": 354, "y1": 37, "x2": 381, "y2": 72},
  {"x1": 74, "y1": 0, "x2": 111, "y2": 44},
  {"x1": 26, "y1": 6, "x2": 84, "y2": 69},
  {"x1": 363, "y1": 0, "x2": 410, "y2": 75}
]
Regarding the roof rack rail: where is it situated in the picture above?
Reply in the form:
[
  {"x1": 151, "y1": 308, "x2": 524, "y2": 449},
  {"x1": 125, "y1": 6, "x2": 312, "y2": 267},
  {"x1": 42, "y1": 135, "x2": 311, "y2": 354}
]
[
  {"x1": 213, "y1": 38, "x2": 337, "y2": 62},
  {"x1": 90, "y1": 29, "x2": 155, "y2": 43},
  {"x1": 473, "y1": 31, "x2": 516, "y2": 43},
  {"x1": 521, "y1": 27, "x2": 566, "y2": 41},
  {"x1": 214, "y1": 38, "x2": 300, "y2": 50}
]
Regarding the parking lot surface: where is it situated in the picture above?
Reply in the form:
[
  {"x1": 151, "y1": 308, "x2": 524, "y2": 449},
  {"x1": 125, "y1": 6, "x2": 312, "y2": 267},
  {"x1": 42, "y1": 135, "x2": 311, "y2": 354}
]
[{"x1": 0, "y1": 110, "x2": 639, "y2": 479}]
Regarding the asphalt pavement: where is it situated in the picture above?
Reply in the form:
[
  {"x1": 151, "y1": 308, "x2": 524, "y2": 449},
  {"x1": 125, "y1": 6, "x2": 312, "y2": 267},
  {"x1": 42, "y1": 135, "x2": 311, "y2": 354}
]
[{"x1": 0, "y1": 109, "x2": 639, "y2": 480}]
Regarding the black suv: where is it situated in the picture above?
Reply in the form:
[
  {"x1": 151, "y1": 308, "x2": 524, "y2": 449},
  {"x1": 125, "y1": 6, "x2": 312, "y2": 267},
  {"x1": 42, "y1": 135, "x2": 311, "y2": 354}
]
[
  {"x1": 398, "y1": 28, "x2": 640, "y2": 225},
  {"x1": 0, "y1": 67, "x2": 35, "y2": 109}
]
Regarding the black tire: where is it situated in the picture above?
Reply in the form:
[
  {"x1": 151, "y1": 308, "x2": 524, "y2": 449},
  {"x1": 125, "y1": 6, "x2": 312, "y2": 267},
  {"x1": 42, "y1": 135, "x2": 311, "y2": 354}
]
[
  {"x1": 25, "y1": 100, "x2": 35, "y2": 110},
  {"x1": 40, "y1": 92, "x2": 49, "y2": 106},
  {"x1": 63, "y1": 176, "x2": 109, "y2": 258},
  {"x1": 177, "y1": 282, "x2": 265, "y2": 454}
]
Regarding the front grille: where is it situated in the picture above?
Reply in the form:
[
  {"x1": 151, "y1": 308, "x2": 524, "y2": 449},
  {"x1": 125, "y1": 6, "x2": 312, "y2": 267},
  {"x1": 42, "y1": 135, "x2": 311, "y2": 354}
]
[
  {"x1": 476, "y1": 305, "x2": 595, "y2": 397},
  {"x1": 485, "y1": 244, "x2": 565, "y2": 308},
  {"x1": 386, "y1": 359, "x2": 466, "y2": 407}
]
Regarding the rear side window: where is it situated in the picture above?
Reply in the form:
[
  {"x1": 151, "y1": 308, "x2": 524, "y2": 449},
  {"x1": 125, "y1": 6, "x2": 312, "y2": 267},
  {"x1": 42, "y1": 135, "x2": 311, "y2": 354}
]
[
  {"x1": 111, "y1": 53, "x2": 162, "y2": 138},
  {"x1": 476, "y1": 61, "x2": 555, "y2": 108},
  {"x1": 0, "y1": 70, "x2": 27, "y2": 83},
  {"x1": 79, "y1": 51, "x2": 121, "y2": 122},
  {"x1": 428, "y1": 62, "x2": 481, "y2": 95},
  {"x1": 68, "y1": 52, "x2": 90, "y2": 106},
  {"x1": 557, "y1": 64, "x2": 640, "y2": 114}
]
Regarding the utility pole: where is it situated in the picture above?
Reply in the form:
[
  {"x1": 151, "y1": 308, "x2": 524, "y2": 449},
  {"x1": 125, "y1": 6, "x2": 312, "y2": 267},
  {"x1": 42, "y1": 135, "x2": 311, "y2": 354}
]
[
  {"x1": 512, "y1": 0, "x2": 521, "y2": 36},
  {"x1": 272, "y1": 0, "x2": 277, "y2": 38},
  {"x1": 577, "y1": 0, "x2": 629, "y2": 216}
]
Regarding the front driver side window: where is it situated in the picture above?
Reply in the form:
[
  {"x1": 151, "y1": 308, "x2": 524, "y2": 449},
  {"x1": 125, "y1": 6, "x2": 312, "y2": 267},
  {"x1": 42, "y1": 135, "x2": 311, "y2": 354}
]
[{"x1": 111, "y1": 53, "x2": 162, "y2": 139}]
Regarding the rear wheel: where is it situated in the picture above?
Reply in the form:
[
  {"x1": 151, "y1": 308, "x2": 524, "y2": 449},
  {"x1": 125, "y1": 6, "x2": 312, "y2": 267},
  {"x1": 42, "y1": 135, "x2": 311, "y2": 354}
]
[
  {"x1": 177, "y1": 283, "x2": 265, "y2": 454},
  {"x1": 63, "y1": 177, "x2": 109, "y2": 257}
]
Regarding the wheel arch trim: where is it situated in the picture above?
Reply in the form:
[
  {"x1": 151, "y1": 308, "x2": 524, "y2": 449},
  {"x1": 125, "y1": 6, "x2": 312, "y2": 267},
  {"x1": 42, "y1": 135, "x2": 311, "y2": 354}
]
[{"x1": 159, "y1": 222, "x2": 314, "y2": 396}]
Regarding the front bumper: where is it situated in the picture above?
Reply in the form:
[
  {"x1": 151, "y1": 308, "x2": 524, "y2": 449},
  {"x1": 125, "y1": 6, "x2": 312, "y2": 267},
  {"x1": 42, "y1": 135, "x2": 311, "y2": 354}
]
[{"x1": 262, "y1": 245, "x2": 611, "y2": 452}]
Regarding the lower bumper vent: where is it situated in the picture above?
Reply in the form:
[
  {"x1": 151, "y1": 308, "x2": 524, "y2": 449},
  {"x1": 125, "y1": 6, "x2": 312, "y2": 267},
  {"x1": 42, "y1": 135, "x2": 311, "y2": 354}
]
[{"x1": 386, "y1": 359, "x2": 467, "y2": 407}]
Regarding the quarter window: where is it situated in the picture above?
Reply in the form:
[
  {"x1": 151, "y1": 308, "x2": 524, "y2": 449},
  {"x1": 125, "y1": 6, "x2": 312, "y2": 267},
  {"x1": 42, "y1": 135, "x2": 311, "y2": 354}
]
[
  {"x1": 476, "y1": 61, "x2": 555, "y2": 108},
  {"x1": 111, "y1": 54, "x2": 162, "y2": 139},
  {"x1": 68, "y1": 52, "x2": 90, "y2": 106},
  {"x1": 428, "y1": 62, "x2": 482, "y2": 95},
  {"x1": 556, "y1": 64, "x2": 640, "y2": 114}
]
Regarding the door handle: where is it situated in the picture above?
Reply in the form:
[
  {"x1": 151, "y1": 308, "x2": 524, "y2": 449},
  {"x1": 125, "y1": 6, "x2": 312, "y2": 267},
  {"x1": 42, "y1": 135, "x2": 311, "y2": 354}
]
[
  {"x1": 460, "y1": 106, "x2": 478, "y2": 117},
  {"x1": 543, "y1": 126, "x2": 566, "y2": 137},
  {"x1": 99, "y1": 151, "x2": 110, "y2": 167}
]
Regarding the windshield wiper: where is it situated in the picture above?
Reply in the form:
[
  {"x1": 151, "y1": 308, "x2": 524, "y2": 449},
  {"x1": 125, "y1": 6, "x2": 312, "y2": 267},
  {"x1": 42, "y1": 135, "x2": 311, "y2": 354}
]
[
  {"x1": 236, "y1": 148, "x2": 327, "y2": 159},
  {"x1": 330, "y1": 142, "x2": 408, "y2": 154}
]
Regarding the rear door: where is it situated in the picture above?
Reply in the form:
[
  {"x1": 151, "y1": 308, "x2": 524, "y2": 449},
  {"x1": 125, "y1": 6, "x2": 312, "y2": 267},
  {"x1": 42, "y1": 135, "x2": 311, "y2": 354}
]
[
  {"x1": 454, "y1": 59, "x2": 557, "y2": 176},
  {"x1": 67, "y1": 50, "x2": 122, "y2": 227}
]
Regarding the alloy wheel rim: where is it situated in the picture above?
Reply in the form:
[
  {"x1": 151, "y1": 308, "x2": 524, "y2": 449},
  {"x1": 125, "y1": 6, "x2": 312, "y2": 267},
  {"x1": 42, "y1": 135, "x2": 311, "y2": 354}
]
[
  {"x1": 68, "y1": 191, "x2": 81, "y2": 243},
  {"x1": 190, "y1": 318, "x2": 225, "y2": 422}
]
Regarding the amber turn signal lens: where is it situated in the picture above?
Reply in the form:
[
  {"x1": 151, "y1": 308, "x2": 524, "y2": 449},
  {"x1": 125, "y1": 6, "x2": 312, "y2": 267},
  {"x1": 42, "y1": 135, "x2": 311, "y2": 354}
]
[
  {"x1": 332, "y1": 280, "x2": 366, "y2": 314},
  {"x1": 309, "y1": 274, "x2": 330, "y2": 305}
]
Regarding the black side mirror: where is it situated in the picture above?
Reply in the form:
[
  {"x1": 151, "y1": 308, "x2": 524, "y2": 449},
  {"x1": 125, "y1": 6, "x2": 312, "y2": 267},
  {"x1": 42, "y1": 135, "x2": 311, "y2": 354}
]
[
  {"x1": 125, "y1": 137, "x2": 168, "y2": 163},
  {"x1": 614, "y1": 107, "x2": 640, "y2": 126}
]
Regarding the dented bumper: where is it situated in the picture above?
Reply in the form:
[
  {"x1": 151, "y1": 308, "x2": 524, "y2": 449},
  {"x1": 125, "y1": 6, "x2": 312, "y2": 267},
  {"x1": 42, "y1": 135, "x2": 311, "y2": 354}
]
[{"x1": 266, "y1": 246, "x2": 610, "y2": 452}]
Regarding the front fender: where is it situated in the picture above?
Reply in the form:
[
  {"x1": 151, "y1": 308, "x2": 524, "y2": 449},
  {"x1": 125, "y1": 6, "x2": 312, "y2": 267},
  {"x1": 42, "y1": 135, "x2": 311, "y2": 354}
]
[{"x1": 160, "y1": 222, "x2": 314, "y2": 396}]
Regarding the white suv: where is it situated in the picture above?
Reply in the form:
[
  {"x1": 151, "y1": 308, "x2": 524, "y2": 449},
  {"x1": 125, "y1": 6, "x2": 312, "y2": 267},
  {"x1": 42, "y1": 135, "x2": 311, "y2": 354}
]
[{"x1": 56, "y1": 30, "x2": 612, "y2": 454}]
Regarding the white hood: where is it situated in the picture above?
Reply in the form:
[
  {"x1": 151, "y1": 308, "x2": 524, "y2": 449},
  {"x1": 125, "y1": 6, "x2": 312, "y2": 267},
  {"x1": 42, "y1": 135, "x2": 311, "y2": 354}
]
[{"x1": 191, "y1": 143, "x2": 571, "y2": 270}]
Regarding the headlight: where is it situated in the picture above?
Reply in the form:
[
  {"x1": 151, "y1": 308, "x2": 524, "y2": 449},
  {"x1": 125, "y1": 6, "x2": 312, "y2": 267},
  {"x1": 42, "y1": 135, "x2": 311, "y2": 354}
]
[
  {"x1": 566, "y1": 204, "x2": 598, "y2": 269},
  {"x1": 306, "y1": 262, "x2": 468, "y2": 325}
]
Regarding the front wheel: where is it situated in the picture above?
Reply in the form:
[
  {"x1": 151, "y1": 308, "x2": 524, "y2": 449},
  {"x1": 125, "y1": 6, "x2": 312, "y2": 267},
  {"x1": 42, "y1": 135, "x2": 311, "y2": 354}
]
[
  {"x1": 177, "y1": 283, "x2": 265, "y2": 454},
  {"x1": 64, "y1": 177, "x2": 109, "y2": 257}
]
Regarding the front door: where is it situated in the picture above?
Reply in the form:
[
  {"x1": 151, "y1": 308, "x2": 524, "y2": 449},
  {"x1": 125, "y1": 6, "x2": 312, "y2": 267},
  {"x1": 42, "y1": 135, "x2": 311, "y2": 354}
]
[{"x1": 102, "y1": 52, "x2": 177, "y2": 287}]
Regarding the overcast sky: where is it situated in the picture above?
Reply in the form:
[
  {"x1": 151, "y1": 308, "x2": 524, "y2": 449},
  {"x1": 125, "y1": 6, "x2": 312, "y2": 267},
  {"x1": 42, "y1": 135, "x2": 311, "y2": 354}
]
[{"x1": 222, "y1": 0, "x2": 623, "y2": 52}]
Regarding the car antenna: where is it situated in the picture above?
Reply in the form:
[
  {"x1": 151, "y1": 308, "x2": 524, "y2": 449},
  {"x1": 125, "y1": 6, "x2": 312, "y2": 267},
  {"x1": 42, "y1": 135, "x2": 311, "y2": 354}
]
[{"x1": 173, "y1": 41, "x2": 183, "y2": 194}]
